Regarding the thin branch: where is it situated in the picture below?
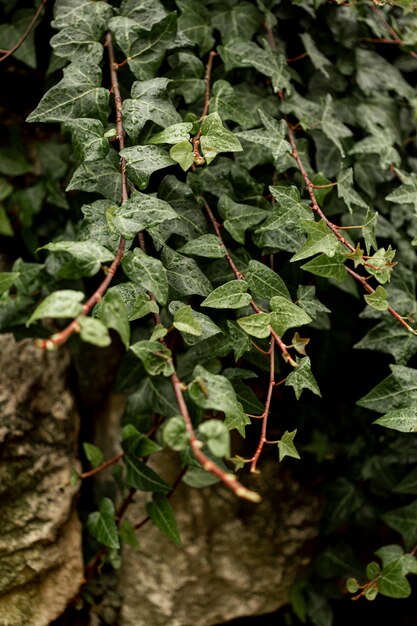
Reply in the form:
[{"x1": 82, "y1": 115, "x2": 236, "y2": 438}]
[
  {"x1": 250, "y1": 337, "x2": 275, "y2": 473},
  {"x1": 36, "y1": 32, "x2": 127, "y2": 350},
  {"x1": 0, "y1": 0, "x2": 48, "y2": 63},
  {"x1": 192, "y1": 50, "x2": 218, "y2": 163},
  {"x1": 368, "y1": 4, "x2": 417, "y2": 61},
  {"x1": 81, "y1": 452, "x2": 125, "y2": 479},
  {"x1": 287, "y1": 51, "x2": 308, "y2": 63}
]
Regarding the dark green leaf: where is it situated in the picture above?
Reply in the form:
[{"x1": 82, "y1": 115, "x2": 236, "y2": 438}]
[{"x1": 146, "y1": 493, "x2": 181, "y2": 544}]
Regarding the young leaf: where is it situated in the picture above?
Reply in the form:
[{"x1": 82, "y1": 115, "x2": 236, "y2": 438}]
[
  {"x1": 87, "y1": 497, "x2": 120, "y2": 549},
  {"x1": 27, "y1": 290, "x2": 84, "y2": 325},
  {"x1": 199, "y1": 419, "x2": 231, "y2": 458},
  {"x1": 270, "y1": 296, "x2": 312, "y2": 336},
  {"x1": 285, "y1": 357, "x2": 321, "y2": 400},
  {"x1": 83, "y1": 442, "x2": 104, "y2": 468},
  {"x1": 113, "y1": 192, "x2": 177, "y2": 239},
  {"x1": 245, "y1": 260, "x2": 291, "y2": 300},
  {"x1": 149, "y1": 122, "x2": 193, "y2": 145},
  {"x1": 173, "y1": 305, "x2": 202, "y2": 336},
  {"x1": 130, "y1": 340, "x2": 174, "y2": 377},
  {"x1": 169, "y1": 140, "x2": 195, "y2": 171},
  {"x1": 122, "y1": 249, "x2": 168, "y2": 305},
  {"x1": 364, "y1": 286, "x2": 389, "y2": 312},
  {"x1": 278, "y1": 430, "x2": 301, "y2": 462},
  {"x1": 78, "y1": 316, "x2": 111, "y2": 348},
  {"x1": 201, "y1": 280, "x2": 252, "y2": 309},
  {"x1": 120, "y1": 145, "x2": 175, "y2": 190},
  {"x1": 163, "y1": 416, "x2": 190, "y2": 451},
  {"x1": 237, "y1": 313, "x2": 271, "y2": 339},
  {"x1": 146, "y1": 493, "x2": 181, "y2": 544},
  {"x1": 200, "y1": 112, "x2": 243, "y2": 165}
]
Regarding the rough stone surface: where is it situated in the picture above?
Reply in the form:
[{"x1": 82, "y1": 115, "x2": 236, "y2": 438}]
[
  {"x1": 0, "y1": 334, "x2": 83, "y2": 626},
  {"x1": 119, "y1": 452, "x2": 321, "y2": 626}
]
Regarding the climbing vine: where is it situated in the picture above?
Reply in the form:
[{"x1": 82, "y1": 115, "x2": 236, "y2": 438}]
[{"x1": 2, "y1": 0, "x2": 417, "y2": 622}]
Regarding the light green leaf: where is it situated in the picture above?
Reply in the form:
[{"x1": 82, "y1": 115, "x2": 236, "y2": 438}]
[
  {"x1": 237, "y1": 313, "x2": 271, "y2": 339},
  {"x1": 178, "y1": 234, "x2": 225, "y2": 258},
  {"x1": 169, "y1": 301, "x2": 221, "y2": 345},
  {"x1": 301, "y1": 251, "x2": 347, "y2": 281},
  {"x1": 163, "y1": 416, "x2": 190, "y2": 451},
  {"x1": 270, "y1": 296, "x2": 312, "y2": 336},
  {"x1": 337, "y1": 167, "x2": 368, "y2": 214},
  {"x1": 278, "y1": 430, "x2": 301, "y2": 462},
  {"x1": 378, "y1": 560, "x2": 411, "y2": 599},
  {"x1": 291, "y1": 219, "x2": 340, "y2": 262},
  {"x1": 0, "y1": 272, "x2": 19, "y2": 296},
  {"x1": 98, "y1": 290, "x2": 130, "y2": 349},
  {"x1": 27, "y1": 290, "x2": 84, "y2": 326},
  {"x1": 246, "y1": 260, "x2": 291, "y2": 301},
  {"x1": 40, "y1": 240, "x2": 114, "y2": 279},
  {"x1": 120, "y1": 145, "x2": 175, "y2": 190},
  {"x1": 386, "y1": 171, "x2": 417, "y2": 211},
  {"x1": 87, "y1": 497, "x2": 119, "y2": 549},
  {"x1": 201, "y1": 280, "x2": 252, "y2": 309},
  {"x1": 83, "y1": 442, "x2": 104, "y2": 468},
  {"x1": 113, "y1": 192, "x2": 177, "y2": 239},
  {"x1": 130, "y1": 340, "x2": 174, "y2": 377},
  {"x1": 173, "y1": 305, "x2": 202, "y2": 336},
  {"x1": 364, "y1": 286, "x2": 389, "y2": 312},
  {"x1": 169, "y1": 140, "x2": 195, "y2": 171},
  {"x1": 122, "y1": 248, "x2": 168, "y2": 305},
  {"x1": 199, "y1": 419, "x2": 231, "y2": 458},
  {"x1": 78, "y1": 316, "x2": 111, "y2": 347},
  {"x1": 200, "y1": 112, "x2": 243, "y2": 165},
  {"x1": 365, "y1": 246, "x2": 396, "y2": 285},
  {"x1": 209, "y1": 80, "x2": 254, "y2": 125},
  {"x1": 146, "y1": 494, "x2": 181, "y2": 544},
  {"x1": 65, "y1": 118, "x2": 109, "y2": 162},
  {"x1": 149, "y1": 122, "x2": 193, "y2": 145},
  {"x1": 374, "y1": 408, "x2": 417, "y2": 433},
  {"x1": 300, "y1": 32, "x2": 331, "y2": 78},
  {"x1": 285, "y1": 356, "x2": 321, "y2": 400}
]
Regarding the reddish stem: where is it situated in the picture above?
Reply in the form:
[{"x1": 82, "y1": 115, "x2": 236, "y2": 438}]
[
  {"x1": 250, "y1": 338, "x2": 275, "y2": 472},
  {"x1": 0, "y1": 0, "x2": 48, "y2": 63},
  {"x1": 81, "y1": 452, "x2": 125, "y2": 479}
]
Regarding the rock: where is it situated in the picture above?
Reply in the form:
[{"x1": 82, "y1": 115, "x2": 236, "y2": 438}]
[
  {"x1": 118, "y1": 452, "x2": 321, "y2": 626},
  {"x1": 0, "y1": 334, "x2": 83, "y2": 626}
]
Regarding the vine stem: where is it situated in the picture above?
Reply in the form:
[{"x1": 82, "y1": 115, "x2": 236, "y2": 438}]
[
  {"x1": 369, "y1": 4, "x2": 417, "y2": 61},
  {"x1": 250, "y1": 337, "x2": 275, "y2": 473},
  {"x1": 36, "y1": 32, "x2": 127, "y2": 350},
  {"x1": 0, "y1": 0, "x2": 48, "y2": 63},
  {"x1": 192, "y1": 50, "x2": 218, "y2": 161},
  {"x1": 81, "y1": 451, "x2": 125, "y2": 479}
]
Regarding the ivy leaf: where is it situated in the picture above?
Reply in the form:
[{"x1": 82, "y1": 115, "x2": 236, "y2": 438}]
[
  {"x1": 188, "y1": 365, "x2": 250, "y2": 436},
  {"x1": 378, "y1": 560, "x2": 412, "y2": 599},
  {"x1": 199, "y1": 419, "x2": 231, "y2": 458},
  {"x1": 356, "y1": 49, "x2": 413, "y2": 102},
  {"x1": 83, "y1": 442, "x2": 104, "y2": 468},
  {"x1": 383, "y1": 499, "x2": 417, "y2": 549},
  {"x1": 66, "y1": 150, "x2": 121, "y2": 202},
  {"x1": 109, "y1": 12, "x2": 177, "y2": 81},
  {"x1": 246, "y1": 260, "x2": 291, "y2": 301},
  {"x1": 176, "y1": 0, "x2": 214, "y2": 54},
  {"x1": 364, "y1": 286, "x2": 389, "y2": 312},
  {"x1": 178, "y1": 234, "x2": 225, "y2": 258},
  {"x1": 300, "y1": 32, "x2": 331, "y2": 78},
  {"x1": 130, "y1": 340, "x2": 174, "y2": 377},
  {"x1": 173, "y1": 305, "x2": 202, "y2": 336},
  {"x1": 78, "y1": 316, "x2": 111, "y2": 347},
  {"x1": 386, "y1": 171, "x2": 417, "y2": 211},
  {"x1": 285, "y1": 357, "x2": 321, "y2": 400},
  {"x1": 123, "y1": 77, "x2": 182, "y2": 141},
  {"x1": 270, "y1": 296, "x2": 312, "y2": 336},
  {"x1": 358, "y1": 365, "x2": 417, "y2": 414},
  {"x1": 320, "y1": 94, "x2": 352, "y2": 158},
  {"x1": 78, "y1": 200, "x2": 122, "y2": 254},
  {"x1": 167, "y1": 51, "x2": 205, "y2": 104},
  {"x1": 201, "y1": 280, "x2": 252, "y2": 309},
  {"x1": 120, "y1": 145, "x2": 175, "y2": 190},
  {"x1": 278, "y1": 430, "x2": 301, "y2": 462},
  {"x1": 149, "y1": 122, "x2": 193, "y2": 145},
  {"x1": 200, "y1": 113, "x2": 243, "y2": 165},
  {"x1": 113, "y1": 192, "x2": 177, "y2": 239},
  {"x1": 122, "y1": 248, "x2": 168, "y2": 305},
  {"x1": 0, "y1": 272, "x2": 19, "y2": 295},
  {"x1": 354, "y1": 319, "x2": 417, "y2": 365},
  {"x1": 301, "y1": 251, "x2": 347, "y2": 282},
  {"x1": 27, "y1": 62, "x2": 109, "y2": 124},
  {"x1": 27, "y1": 290, "x2": 84, "y2": 325},
  {"x1": 124, "y1": 456, "x2": 171, "y2": 493},
  {"x1": 255, "y1": 186, "x2": 311, "y2": 235},
  {"x1": 119, "y1": 519, "x2": 139, "y2": 550},
  {"x1": 121, "y1": 424, "x2": 162, "y2": 457},
  {"x1": 209, "y1": 80, "x2": 254, "y2": 125},
  {"x1": 218, "y1": 195, "x2": 268, "y2": 244},
  {"x1": 0, "y1": 9, "x2": 37, "y2": 68},
  {"x1": 237, "y1": 112, "x2": 291, "y2": 165},
  {"x1": 169, "y1": 301, "x2": 221, "y2": 345},
  {"x1": 98, "y1": 290, "x2": 130, "y2": 349},
  {"x1": 291, "y1": 219, "x2": 340, "y2": 262},
  {"x1": 163, "y1": 416, "x2": 190, "y2": 451},
  {"x1": 64, "y1": 118, "x2": 109, "y2": 162},
  {"x1": 237, "y1": 313, "x2": 271, "y2": 339},
  {"x1": 227, "y1": 320, "x2": 252, "y2": 361},
  {"x1": 169, "y1": 140, "x2": 195, "y2": 172},
  {"x1": 161, "y1": 246, "x2": 212, "y2": 298},
  {"x1": 362, "y1": 208, "x2": 378, "y2": 255},
  {"x1": 365, "y1": 247, "x2": 396, "y2": 285},
  {"x1": 40, "y1": 240, "x2": 114, "y2": 279},
  {"x1": 296, "y1": 285, "x2": 330, "y2": 319},
  {"x1": 146, "y1": 494, "x2": 181, "y2": 544},
  {"x1": 337, "y1": 167, "x2": 368, "y2": 214},
  {"x1": 374, "y1": 408, "x2": 417, "y2": 433},
  {"x1": 87, "y1": 498, "x2": 119, "y2": 550},
  {"x1": 211, "y1": 2, "x2": 261, "y2": 44}
]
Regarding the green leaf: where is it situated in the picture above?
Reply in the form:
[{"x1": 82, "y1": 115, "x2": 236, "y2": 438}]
[
  {"x1": 169, "y1": 301, "x2": 221, "y2": 345},
  {"x1": 173, "y1": 305, "x2": 202, "y2": 336},
  {"x1": 358, "y1": 365, "x2": 417, "y2": 414},
  {"x1": 113, "y1": 192, "x2": 177, "y2": 239},
  {"x1": 296, "y1": 285, "x2": 330, "y2": 319},
  {"x1": 0, "y1": 204, "x2": 13, "y2": 237},
  {"x1": 98, "y1": 290, "x2": 130, "y2": 349},
  {"x1": 378, "y1": 560, "x2": 411, "y2": 599},
  {"x1": 337, "y1": 167, "x2": 368, "y2": 214},
  {"x1": 66, "y1": 150, "x2": 121, "y2": 202},
  {"x1": 176, "y1": 0, "x2": 214, "y2": 54},
  {"x1": 356, "y1": 49, "x2": 413, "y2": 102},
  {"x1": 178, "y1": 234, "x2": 225, "y2": 258},
  {"x1": 270, "y1": 296, "x2": 312, "y2": 336},
  {"x1": 124, "y1": 456, "x2": 171, "y2": 493},
  {"x1": 0, "y1": 272, "x2": 19, "y2": 295},
  {"x1": 354, "y1": 319, "x2": 417, "y2": 365},
  {"x1": 163, "y1": 416, "x2": 190, "y2": 451},
  {"x1": 121, "y1": 424, "x2": 162, "y2": 457},
  {"x1": 146, "y1": 494, "x2": 181, "y2": 544},
  {"x1": 130, "y1": 340, "x2": 174, "y2": 377},
  {"x1": 201, "y1": 280, "x2": 251, "y2": 309},
  {"x1": 237, "y1": 112, "x2": 291, "y2": 165},
  {"x1": 200, "y1": 113, "x2": 243, "y2": 165},
  {"x1": 246, "y1": 260, "x2": 291, "y2": 301},
  {"x1": 300, "y1": 32, "x2": 331, "y2": 78},
  {"x1": 122, "y1": 248, "x2": 168, "y2": 305},
  {"x1": 211, "y1": 2, "x2": 261, "y2": 45},
  {"x1": 364, "y1": 286, "x2": 389, "y2": 312},
  {"x1": 169, "y1": 140, "x2": 195, "y2": 171},
  {"x1": 109, "y1": 12, "x2": 177, "y2": 81},
  {"x1": 209, "y1": 80, "x2": 254, "y2": 125},
  {"x1": 78, "y1": 316, "x2": 111, "y2": 347},
  {"x1": 119, "y1": 519, "x2": 139, "y2": 550},
  {"x1": 87, "y1": 497, "x2": 119, "y2": 549},
  {"x1": 383, "y1": 499, "x2": 417, "y2": 549},
  {"x1": 78, "y1": 200, "x2": 122, "y2": 254},
  {"x1": 120, "y1": 145, "x2": 175, "y2": 190},
  {"x1": 291, "y1": 220, "x2": 340, "y2": 262},
  {"x1": 167, "y1": 51, "x2": 205, "y2": 104},
  {"x1": 278, "y1": 430, "x2": 301, "y2": 462},
  {"x1": 65, "y1": 118, "x2": 109, "y2": 162},
  {"x1": 0, "y1": 147, "x2": 33, "y2": 176},
  {"x1": 218, "y1": 195, "x2": 268, "y2": 244},
  {"x1": 227, "y1": 320, "x2": 252, "y2": 361},
  {"x1": 0, "y1": 9, "x2": 37, "y2": 68},
  {"x1": 149, "y1": 122, "x2": 193, "y2": 146},
  {"x1": 199, "y1": 419, "x2": 231, "y2": 458},
  {"x1": 285, "y1": 357, "x2": 321, "y2": 400},
  {"x1": 123, "y1": 77, "x2": 182, "y2": 141},
  {"x1": 27, "y1": 62, "x2": 109, "y2": 124},
  {"x1": 386, "y1": 171, "x2": 417, "y2": 211},
  {"x1": 83, "y1": 442, "x2": 104, "y2": 468},
  {"x1": 40, "y1": 240, "x2": 114, "y2": 279},
  {"x1": 237, "y1": 313, "x2": 271, "y2": 339},
  {"x1": 365, "y1": 247, "x2": 396, "y2": 285},
  {"x1": 301, "y1": 251, "x2": 347, "y2": 281},
  {"x1": 161, "y1": 246, "x2": 212, "y2": 298},
  {"x1": 27, "y1": 290, "x2": 84, "y2": 325},
  {"x1": 374, "y1": 407, "x2": 417, "y2": 433}
]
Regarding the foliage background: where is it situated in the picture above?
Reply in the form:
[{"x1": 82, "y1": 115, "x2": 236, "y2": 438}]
[{"x1": 2, "y1": 0, "x2": 417, "y2": 624}]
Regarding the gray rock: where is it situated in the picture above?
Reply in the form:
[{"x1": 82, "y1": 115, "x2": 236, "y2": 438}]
[
  {"x1": 119, "y1": 452, "x2": 321, "y2": 626},
  {"x1": 0, "y1": 334, "x2": 83, "y2": 626}
]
